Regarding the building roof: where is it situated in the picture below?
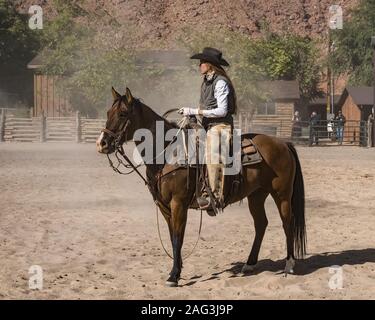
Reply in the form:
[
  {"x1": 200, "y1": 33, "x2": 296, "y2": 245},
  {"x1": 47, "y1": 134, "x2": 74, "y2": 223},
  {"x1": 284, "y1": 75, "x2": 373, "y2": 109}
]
[
  {"x1": 27, "y1": 51, "x2": 49, "y2": 69},
  {"x1": 260, "y1": 80, "x2": 300, "y2": 101},
  {"x1": 309, "y1": 94, "x2": 341, "y2": 106},
  {"x1": 344, "y1": 86, "x2": 374, "y2": 106}
]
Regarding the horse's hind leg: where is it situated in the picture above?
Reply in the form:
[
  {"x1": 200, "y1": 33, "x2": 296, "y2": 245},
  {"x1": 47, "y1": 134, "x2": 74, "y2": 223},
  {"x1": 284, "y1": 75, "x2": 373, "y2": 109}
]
[
  {"x1": 242, "y1": 188, "x2": 269, "y2": 274},
  {"x1": 271, "y1": 192, "x2": 295, "y2": 274}
]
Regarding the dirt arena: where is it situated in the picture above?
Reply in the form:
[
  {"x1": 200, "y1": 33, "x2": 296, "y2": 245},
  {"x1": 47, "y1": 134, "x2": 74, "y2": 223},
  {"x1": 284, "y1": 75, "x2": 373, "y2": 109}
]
[{"x1": 0, "y1": 142, "x2": 374, "y2": 299}]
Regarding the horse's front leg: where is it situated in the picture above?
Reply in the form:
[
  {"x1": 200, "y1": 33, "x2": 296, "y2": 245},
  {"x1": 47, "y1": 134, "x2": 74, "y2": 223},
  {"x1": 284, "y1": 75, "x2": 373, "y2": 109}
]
[{"x1": 166, "y1": 198, "x2": 187, "y2": 287}]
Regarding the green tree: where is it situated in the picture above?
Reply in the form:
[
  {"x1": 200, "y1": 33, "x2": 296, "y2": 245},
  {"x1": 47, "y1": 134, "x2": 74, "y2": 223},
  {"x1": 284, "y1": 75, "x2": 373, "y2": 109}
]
[
  {"x1": 177, "y1": 27, "x2": 266, "y2": 111},
  {"x1": 331, "y1": 0, "x2": 375, "y2": 85},
  {"x1": 178, "y1": 27, "x2": 322, "y2": 109},
  {"x1": 41, "y1": 2, "x2": 322, "y2": 117},
  {"x1": 41, "y1": 0, "x2": 92, "y2": 75},
  {"x1": 41, "y1": 0, "x2": 191, "y2": 117},
  {"x1": 40, "y1": 0, "x2": 139, "y2": 117},
  {"x1": 252, "y1": 32, "x2": 323, "y2": 103},
  {"x1": 0, "y1": 0, "x2": 41, "y2": 106}
]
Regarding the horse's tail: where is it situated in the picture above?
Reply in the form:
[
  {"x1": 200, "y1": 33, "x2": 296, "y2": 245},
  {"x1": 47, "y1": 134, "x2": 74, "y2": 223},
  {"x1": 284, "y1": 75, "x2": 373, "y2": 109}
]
[{"x1": 287, "y1": 142, "x2": 307, "y2": 259}]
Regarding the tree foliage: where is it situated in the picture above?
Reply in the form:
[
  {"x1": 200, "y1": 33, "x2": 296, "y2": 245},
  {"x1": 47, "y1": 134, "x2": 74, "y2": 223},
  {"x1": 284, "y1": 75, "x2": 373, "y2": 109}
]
[
  {"x1": 40, "y1": 2, "x2": 323, "y2": 116},
  {"x1": 251, "y1": 33, "x2": 322, "y2": 102},
  {"x1": 178, "y1": 26, "x2": 322, "y2": 109},
  {"x1": 331, "y1": 0, "x2": 375, "y2": 86},
  {"x1": 0, "y1": 0, "x2": 41, "y2": 106},
  {"x1": 40, "y1": 0, "x2": 140, "y2": 116},
  {"x1": 0, "y1": 0, "x2": 40, "y2": 71}
]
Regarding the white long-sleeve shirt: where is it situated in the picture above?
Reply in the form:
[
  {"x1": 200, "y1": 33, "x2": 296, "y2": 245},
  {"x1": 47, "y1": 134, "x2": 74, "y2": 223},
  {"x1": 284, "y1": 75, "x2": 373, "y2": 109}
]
[{"x1": 200, "y1": 77, "x2": 229, "y2": 118}]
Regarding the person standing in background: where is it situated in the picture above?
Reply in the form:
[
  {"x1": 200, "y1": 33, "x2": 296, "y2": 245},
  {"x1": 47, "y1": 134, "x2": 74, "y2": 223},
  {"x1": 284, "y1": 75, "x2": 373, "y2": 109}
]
[
  {"x1": 292, "y1": 110, "x2": 302, "y2": 140},
  {"x1": 309, "y1": 111, "x2": 320, "y2": 146},
  {"x1": 334, "y1": 110, "x2": 346, "y2": 145}
]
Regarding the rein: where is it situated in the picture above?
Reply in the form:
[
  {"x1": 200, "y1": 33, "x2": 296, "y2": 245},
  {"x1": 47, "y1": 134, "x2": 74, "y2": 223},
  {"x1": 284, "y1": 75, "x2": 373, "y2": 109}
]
[
  {"x1": 102, "y1": 119, "x2": 144, "y2": 176},
  {"x1": 102, "y1": 114, "x2": 203, "y2": 261}
]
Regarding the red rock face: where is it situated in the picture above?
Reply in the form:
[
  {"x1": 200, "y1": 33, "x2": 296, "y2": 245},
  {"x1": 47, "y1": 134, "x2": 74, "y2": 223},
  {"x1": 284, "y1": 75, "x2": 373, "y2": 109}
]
[{"x1": 15, "y1": 0, "x2": 359, "y2": 48}]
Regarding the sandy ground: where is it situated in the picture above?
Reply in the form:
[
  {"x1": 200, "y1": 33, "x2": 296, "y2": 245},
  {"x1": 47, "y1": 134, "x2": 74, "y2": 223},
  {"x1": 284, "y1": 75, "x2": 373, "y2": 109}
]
[{"x1": 0, "y1": 142, "x2": 374, "y2": 300}]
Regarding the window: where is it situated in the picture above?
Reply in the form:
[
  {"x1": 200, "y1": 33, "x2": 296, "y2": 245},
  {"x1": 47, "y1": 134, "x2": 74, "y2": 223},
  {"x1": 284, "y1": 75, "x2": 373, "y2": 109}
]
[{"x1": 257, "y1": 101, "x2": 276, "y2": 115}]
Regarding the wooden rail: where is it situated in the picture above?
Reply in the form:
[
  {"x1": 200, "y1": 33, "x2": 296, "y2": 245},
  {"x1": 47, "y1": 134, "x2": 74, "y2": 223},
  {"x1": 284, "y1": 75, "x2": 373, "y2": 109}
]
[
  {"x1": 0, "y1": 110, "x2": 372, "y2": 147},
  {"x1": 1, "y1": 111, "x2": 104, "y2": 143}
]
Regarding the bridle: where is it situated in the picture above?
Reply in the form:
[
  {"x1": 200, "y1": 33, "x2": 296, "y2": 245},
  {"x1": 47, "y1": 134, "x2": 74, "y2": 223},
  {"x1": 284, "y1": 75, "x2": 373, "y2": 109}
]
[
  {"x1": 101, "y1": 116, "x2": 148, "y2": 182},
  {"x1": 100, "y1": 97, "x2": 147, "y2": 180},
  {"x1": 101, "y1": 103, "x2": 189, "y2": 179},
  {"x1": 100, "y1": 100, "x2": 186, "y2": 189},
  {"x1": 101, "y1": 116, "x2": 131, "y2": 151}
]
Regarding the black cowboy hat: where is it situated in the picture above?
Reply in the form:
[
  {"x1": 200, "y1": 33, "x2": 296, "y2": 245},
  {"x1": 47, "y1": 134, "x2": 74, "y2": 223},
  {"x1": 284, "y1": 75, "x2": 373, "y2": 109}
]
[{"x1": 190, "y1": 47, "x2": 229, "y2": 67}]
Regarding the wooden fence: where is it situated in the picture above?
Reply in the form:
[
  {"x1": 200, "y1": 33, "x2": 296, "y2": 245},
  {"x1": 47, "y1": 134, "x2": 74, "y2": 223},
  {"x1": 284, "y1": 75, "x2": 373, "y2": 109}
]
[
  {"x1": 1, "y1": 109, "x2": 373, "y2": 147},
  {"x1": 0, "y1": 110, "x2": 105, "y2": 143}
]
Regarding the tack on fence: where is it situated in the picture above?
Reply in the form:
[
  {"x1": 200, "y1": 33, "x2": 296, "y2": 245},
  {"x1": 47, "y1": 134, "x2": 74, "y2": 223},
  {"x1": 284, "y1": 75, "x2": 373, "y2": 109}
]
[{"x1": 0, "y1": 110, "x2": 105, "y2": 143}]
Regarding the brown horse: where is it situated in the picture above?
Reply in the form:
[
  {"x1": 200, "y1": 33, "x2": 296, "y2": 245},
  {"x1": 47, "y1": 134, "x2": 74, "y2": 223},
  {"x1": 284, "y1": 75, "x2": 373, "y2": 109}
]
[{"x1": 97, "y1": 87, "x2": 306, "y2": 287}]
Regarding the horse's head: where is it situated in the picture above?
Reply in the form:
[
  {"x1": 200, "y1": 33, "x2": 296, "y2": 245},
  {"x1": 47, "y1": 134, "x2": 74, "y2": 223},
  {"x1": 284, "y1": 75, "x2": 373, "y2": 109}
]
[{"x1": 96, "y1": 87, "x2": 137, "y2": 154}]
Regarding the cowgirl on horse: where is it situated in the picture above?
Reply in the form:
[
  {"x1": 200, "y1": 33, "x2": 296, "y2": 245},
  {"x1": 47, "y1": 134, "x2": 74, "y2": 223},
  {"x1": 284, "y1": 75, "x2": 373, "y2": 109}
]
[{"x1": 179, "y1": 47, "x2": 237, "y2": 213}]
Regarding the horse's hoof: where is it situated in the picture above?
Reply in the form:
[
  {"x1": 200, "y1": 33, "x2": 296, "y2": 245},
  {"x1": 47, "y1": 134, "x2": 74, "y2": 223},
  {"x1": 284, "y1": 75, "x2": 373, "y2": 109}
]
[
  {"x1": 165, "y1": 281, "x2": 178, "y2": 287},
  {"x1": 284, "y1": 257, "x2": 295, "y2": 274},
  {"x1": 241, "y1": 263, "x2": 256, "y2": 274}
]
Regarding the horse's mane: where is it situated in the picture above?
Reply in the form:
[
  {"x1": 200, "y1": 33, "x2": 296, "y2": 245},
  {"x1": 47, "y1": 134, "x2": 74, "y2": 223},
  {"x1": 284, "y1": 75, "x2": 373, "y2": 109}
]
[
  {"x1": 111, "y1": 94, "x2": 179, "y2": 129},
  {"x1": 132, "y1": 97, "x2": 179, "y2": 129}
]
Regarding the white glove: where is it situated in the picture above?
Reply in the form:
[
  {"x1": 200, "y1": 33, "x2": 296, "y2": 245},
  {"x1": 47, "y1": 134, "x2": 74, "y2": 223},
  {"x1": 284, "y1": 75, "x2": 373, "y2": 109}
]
[{"x1": 178, "y1": 107, "x2": 199, "y2": 116}]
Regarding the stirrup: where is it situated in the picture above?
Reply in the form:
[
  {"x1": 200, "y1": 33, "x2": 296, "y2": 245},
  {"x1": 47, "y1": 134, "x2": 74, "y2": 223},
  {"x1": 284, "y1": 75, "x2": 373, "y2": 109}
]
[
  {"x1": 197, "y1": 191, "x2": 219, "y2": 216},
  {"x1": 197, "y1": 195, "x2": 210, "y2": 209},
  {"x1": 197, "y1": 196, "x2": 216, "y2": 216}
]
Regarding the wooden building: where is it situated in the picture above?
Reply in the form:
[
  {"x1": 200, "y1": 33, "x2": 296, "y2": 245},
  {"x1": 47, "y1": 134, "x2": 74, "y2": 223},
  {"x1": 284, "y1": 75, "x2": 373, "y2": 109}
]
[
  {"x1": 240, "y1": 80, "x2": 300, "y2": 138},
  {"x1": 27, "y1": 53, "x2": 73, "y2": 117},
  {"x1": 307, "y1": 94, "x2": 341, "y2": 120},
  {"x1": 27, "y1": 50, "x2": 190, "y2": 118},
  {"x1": 337, "y1": 86, "x2": 374, "y2": 121},
  {"x1": 337, "y1": 86, "x2": 374, "y2": 144}
]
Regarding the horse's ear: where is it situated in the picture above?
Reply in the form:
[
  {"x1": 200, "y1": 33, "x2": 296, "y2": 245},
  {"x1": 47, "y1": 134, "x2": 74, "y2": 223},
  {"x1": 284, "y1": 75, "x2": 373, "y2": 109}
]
[
  {"x1": 124, "y1": 87, "x2": 133, "y2": 105},
  {"x1": 111, "y1": 87, "x2": 121, "y2": 100}
]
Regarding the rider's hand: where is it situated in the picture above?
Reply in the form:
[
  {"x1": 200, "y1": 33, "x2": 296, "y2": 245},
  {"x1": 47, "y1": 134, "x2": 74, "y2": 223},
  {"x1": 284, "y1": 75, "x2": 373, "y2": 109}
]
[{"x1": 178, "y1": 107, "x2": 199, "y2": 116}]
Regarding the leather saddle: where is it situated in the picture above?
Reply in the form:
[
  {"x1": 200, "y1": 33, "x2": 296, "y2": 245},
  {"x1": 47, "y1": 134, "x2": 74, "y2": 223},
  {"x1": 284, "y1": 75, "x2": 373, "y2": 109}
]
[
  {"x1": 159, "y1": 129, "x2": 263, "y2": 171},
  {"x1": 157, "y1": 123, "x2": 264, "y2": 213},
  {"x1": 240, "y1": 137, "x2": 263, "y2": 166}
]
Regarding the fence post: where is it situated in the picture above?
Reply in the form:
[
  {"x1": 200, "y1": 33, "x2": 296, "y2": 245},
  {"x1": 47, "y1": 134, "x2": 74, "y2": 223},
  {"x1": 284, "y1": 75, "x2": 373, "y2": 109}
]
[
  {"x1": 40, "y1": 111, "x2": 46, "y2": 142},
  {"x1": 368, "y1": 117, "x2": 373, "y2": 147},
  {"x1": 76, "y1": 110, "x2": 81, "y2": 143},
  {"x1": 29, "y1": 107, "x2": 33, "y2": 118},
  {"x1": 0, "y1": 109, "x2": 6, "y2": 142}
]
